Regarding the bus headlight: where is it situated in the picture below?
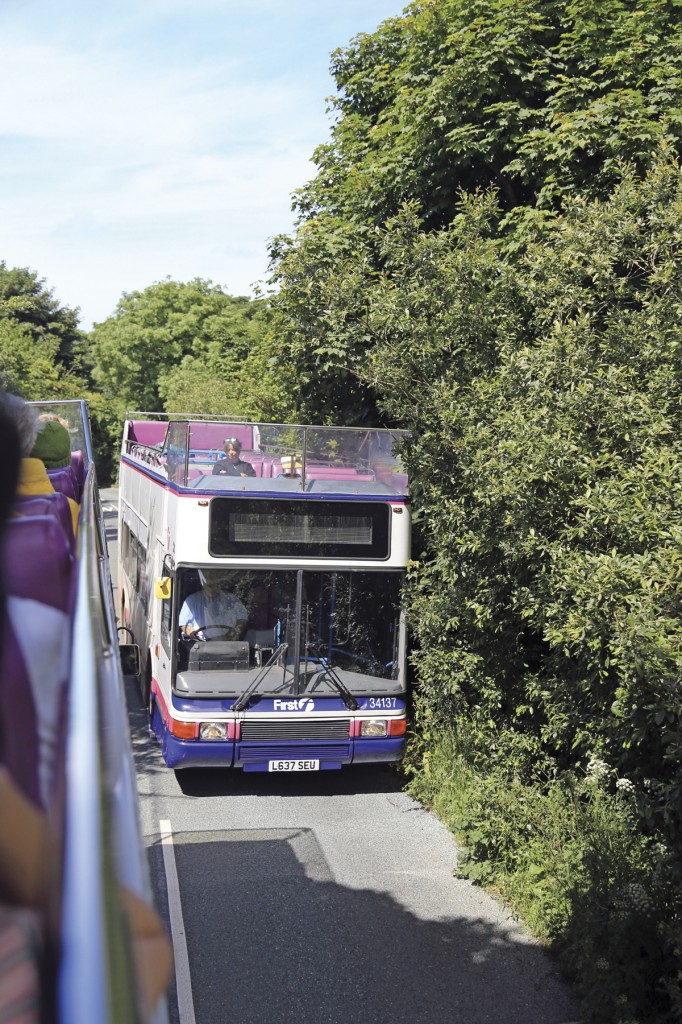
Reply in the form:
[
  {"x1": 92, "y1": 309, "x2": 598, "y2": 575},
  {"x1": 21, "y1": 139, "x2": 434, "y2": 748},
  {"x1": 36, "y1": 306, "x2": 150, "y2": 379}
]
[
  {"x1": 199, "y1": 722, "x2": 228, "y2": 741},
  {"x1": 360, "y1": 719, "x2": 388, "y2": 737}
]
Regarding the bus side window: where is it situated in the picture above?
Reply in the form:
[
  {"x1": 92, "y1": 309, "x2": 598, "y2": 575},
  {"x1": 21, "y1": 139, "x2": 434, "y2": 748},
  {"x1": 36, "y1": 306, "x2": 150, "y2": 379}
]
[
  {"x1": 129, "y1": 533, "x2": 138, "y2": 592},
  {"x1": 137, "y1": 539, "x2": 148, "y2": 612},
  {"x1": 121, "y1": 522, "x2": 130, "y2": 575},
  {"x1": 159, "y1": 569, "x2": 174, "y2": 655}
]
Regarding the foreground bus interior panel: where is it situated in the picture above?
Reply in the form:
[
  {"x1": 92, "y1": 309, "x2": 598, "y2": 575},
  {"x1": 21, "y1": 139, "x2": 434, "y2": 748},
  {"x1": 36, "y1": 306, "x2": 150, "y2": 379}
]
[
  {"x1": 1, "y1": 400, "x2": 168, "y2": 1024},
  {"x1": 119, "y1": 414, "x2": 411, "y2": 773}
]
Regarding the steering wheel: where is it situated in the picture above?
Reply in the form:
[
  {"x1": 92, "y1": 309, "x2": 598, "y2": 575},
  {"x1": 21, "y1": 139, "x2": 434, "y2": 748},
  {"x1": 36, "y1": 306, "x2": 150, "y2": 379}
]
[{"x1": 189, "y1": 623, "x2": 236, "y2": 642}]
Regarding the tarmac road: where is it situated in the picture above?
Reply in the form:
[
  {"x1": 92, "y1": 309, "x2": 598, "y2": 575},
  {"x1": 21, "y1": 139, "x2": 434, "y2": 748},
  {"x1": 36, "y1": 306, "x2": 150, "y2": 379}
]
[{"x1": 101, "y1": 488, "x2": 581, "y2": 1024}]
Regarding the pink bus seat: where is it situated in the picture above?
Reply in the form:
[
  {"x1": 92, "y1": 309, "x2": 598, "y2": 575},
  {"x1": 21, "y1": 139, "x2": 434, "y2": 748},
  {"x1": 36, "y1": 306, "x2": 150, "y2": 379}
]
[
  {"x1": 244, "y1": 455, "x2": 264, "y2": 477},
  {"x1": 14, "y1": 494, "x2": 75, "y2": 549},
  {"x1": 188, "y1": 423, "x2": 256, "y2": 452},
  {"x1": 3, "y1": 516, "x2": 75, "y2": 613},
  {"x1": 127, "y1": 421, "x2": 168, "y2": 446},
  {"x1": 374, "y1": 468, "x2": 409, "y2": 492},
  {"x1": 47, "y1": 466, "x2": 78, "y2": 502}
]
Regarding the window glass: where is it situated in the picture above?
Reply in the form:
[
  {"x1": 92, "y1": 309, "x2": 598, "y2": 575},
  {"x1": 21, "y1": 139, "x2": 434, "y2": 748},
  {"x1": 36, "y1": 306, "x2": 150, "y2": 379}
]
[
  {"x1": 160, "y1": 564, "x2": 174, "y2": 655},
  {"x1": 173, "y1": 567, "x2": 404, "y2": 688}
]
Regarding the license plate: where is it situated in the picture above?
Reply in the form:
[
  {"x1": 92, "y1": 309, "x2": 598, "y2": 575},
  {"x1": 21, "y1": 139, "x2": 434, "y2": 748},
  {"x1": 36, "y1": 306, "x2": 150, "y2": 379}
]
[{"x1": 268, "y1": 759, "x2": 320, "y2": 772}]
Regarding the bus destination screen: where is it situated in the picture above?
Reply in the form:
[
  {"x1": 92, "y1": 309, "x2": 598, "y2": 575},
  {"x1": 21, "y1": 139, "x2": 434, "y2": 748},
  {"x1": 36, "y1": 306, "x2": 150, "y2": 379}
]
[{"x1": 209, "y1": 499, "x2": 391, "y2": 558}]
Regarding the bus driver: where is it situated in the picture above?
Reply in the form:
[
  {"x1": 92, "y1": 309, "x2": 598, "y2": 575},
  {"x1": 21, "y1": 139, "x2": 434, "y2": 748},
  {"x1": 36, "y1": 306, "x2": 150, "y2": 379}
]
[{"x1": 179, "y1": 574, "x2": 248, "y2": 640}]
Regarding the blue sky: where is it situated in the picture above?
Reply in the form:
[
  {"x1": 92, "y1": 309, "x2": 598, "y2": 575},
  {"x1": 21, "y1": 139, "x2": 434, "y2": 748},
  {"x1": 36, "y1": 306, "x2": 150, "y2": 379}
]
[{"x1": 0, "y1": 0, "x2": 403, "y2": 329}]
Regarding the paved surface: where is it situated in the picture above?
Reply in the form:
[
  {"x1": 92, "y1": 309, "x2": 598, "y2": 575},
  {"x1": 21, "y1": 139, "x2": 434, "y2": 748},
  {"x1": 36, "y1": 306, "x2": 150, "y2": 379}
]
[{"x1": 102, "y1": 488, "x2": 581, "y2": 1024}]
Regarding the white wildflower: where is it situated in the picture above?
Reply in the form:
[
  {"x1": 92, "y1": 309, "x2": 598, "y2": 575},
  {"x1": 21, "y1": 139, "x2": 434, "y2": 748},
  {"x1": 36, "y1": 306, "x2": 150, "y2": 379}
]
[
  {"x1": 586, "y1": 756, "x2": 610, "y2": 780},
  {"x1": 616, "y1": 777, "x2": 635, "y2": 795},
  {"x1": 626, "y1": 882, "x2": 653, "y2": 915}
]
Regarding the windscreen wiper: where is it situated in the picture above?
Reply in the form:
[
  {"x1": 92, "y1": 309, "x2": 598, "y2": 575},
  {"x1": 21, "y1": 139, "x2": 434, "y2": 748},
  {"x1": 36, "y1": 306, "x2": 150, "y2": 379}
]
[
  {"x1": 306, "y1": 642, "x2": 359, "y2": 711},
  {"x1": 232, "y1": 643, "x2": 290, "y2": 712}
]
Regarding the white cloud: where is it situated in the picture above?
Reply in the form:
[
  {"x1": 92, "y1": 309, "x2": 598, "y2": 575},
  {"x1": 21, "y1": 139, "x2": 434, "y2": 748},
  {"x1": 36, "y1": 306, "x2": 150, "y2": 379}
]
[{"x1": 0, "y1": 0, "x2": 402, "y2": 327}]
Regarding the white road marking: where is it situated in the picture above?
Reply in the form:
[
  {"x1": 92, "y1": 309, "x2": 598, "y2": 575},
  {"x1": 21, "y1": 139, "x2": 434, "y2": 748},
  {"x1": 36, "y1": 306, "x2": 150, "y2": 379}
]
[{"x1": 160, "y1": 819, "x2": 196, "y2": 1024}]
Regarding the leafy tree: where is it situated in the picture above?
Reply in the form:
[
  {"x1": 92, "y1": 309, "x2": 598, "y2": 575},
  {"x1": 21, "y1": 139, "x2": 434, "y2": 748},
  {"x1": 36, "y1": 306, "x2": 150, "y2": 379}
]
[
  {"x1": 267, "y1": 0, "x2": 682, "y2": 425},
  {"x1": 302, "y1": 0, "x2": 682, "y2": 228},
  {"x1": 349, "y1": 158, "x2": 682, "y2": 1021},
  {"x1": 358, "y1": 158, "x2": 682, "y2": 850},
  {"x1": 161, "y1": 319, "x2": 300, "y2": 424},
  {"x1": 0, "y1": 318, "x2": 83, "y2": 400},
  {"x1": 0, "y1": 261, "x2": 85, "y2": 370},
  {"x1": 87, "y1": 278, "x2": 269, "y2": 480},
  {"x1": 88, "y1": 278, "x2": 265, "y2": 417}
]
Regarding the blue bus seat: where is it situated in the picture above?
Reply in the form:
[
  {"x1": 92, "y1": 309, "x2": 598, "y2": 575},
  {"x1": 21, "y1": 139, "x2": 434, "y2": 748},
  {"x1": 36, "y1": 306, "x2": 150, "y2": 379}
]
[
  {"x1": 14, "y1": 493, "x2": 76, "y2": 549},
  {"x1": 47, "y1": 466, "x2": 79, "y2": 503},
  {"x1": 0, "y1": 620, "x2": 46, "y2": 808},
  {"x1": 70, "y1": 449, "x2": 86, "y2": 493},
  {"x1": 3, "y1": 515, "x2": 75, "y2": 613}
]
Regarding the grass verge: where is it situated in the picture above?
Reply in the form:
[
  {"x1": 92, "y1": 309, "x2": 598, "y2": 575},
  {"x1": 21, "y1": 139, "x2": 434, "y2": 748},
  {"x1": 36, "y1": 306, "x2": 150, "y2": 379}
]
[{"x1": 406, "y1": 723, "x2": 682, "y2": 1024}]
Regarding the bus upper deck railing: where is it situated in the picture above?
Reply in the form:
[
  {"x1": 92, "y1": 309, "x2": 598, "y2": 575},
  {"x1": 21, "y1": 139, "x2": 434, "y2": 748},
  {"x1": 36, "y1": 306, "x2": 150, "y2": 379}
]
[
  {"x1": 60, "y1": 460, "x2": 167, "y2": 1024},
  {"x1": 123, "y1": 412, "x2": 410, "y2": 497}
]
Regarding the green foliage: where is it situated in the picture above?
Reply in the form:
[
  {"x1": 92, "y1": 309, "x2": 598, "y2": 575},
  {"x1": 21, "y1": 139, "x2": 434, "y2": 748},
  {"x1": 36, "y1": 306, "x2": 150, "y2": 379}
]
[
  {"x1": 303, "y1": 0, "x2": 682, "y2": 229},
  {"x1": 271, "y1": 146, "x2": 682, "y2": 1020},
  {"x1": 86, "y1": 278, "x2": 267, "y2": 479},
  {"x1": 265, "y1": 19, "x2": 682, "y2": 1015},
  {"x1": 0, "y1": 273, "x2": 90, "y2": 403},
  {"x1": 266, "y1": 222, "x2": 388, "y2": 425},
  {"x1": 88, "y1": 278, "x2": 265, "y2": 416},
  {"x1": 0, "y1": 317, "x2": 84, "y2": 401},
  {"x1": 410, "y1": 722, "x2": 682, "y2": 1024},
  {"x1": 0, "y1": 261, "x2": 86, "y2": 371},
  {"x1": 267, "y1": 0, "x2": 682, "y2": 425}
]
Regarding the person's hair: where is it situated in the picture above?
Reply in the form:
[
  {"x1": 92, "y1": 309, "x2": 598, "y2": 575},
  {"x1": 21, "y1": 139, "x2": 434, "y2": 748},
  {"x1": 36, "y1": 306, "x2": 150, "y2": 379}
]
[
  {"x1": 0, "y1": 392, "x2": 39, "y2": 457},
  {"x1": 38, "y1": 412, "x2": 70, "y2": 430},
  {"x1": 223, "y1": 437, "x2": 242, "y2": 452}
]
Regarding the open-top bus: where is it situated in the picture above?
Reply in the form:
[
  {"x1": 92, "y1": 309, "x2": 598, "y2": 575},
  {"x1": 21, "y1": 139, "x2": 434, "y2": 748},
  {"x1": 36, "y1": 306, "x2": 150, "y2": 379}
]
[
  {"x1": 1, "y1": 399, "x2": 167, "y2": 1024},
  {"x1": 118, "y1": 414, "x2": 410, "y2": 772}
]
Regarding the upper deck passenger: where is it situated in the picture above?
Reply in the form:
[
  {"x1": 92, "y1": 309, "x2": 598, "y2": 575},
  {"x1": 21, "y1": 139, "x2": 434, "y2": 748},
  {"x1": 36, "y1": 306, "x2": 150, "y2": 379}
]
[
  {"x1": 212, "y1": 436, "x2": 256, "y2": 478},
  {"x1": 16, "y1": 414, "x2": 80, "y2": 535}
]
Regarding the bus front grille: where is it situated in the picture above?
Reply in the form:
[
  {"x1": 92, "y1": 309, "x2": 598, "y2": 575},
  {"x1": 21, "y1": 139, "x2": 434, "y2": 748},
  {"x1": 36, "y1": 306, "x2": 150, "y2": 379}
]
[
  {"x1": 240, "y1": 719, "x2": 351, "y2": 741},
  {"x1": 238, "y1": 743, "x2": 351, "y2": 763}
]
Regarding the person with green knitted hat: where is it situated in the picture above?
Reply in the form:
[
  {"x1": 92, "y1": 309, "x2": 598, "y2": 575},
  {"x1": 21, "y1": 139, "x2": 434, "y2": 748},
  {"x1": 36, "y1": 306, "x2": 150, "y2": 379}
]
[
  {"x1": 29, "y1": 419, "x2": 72, "y2": 470},
  {"x1": 14, "y1": 412, "x2": 80, "y2": 536}
]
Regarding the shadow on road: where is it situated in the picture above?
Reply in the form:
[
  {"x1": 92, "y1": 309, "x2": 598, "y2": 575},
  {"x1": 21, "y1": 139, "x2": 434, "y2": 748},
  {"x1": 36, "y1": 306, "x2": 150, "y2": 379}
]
[
  {"x1": 147, "y1": 825, "x2": 580, "y2": 1024},
  {"x1": 123, "y1": 667, "x2": 580, "y2": 1024}
]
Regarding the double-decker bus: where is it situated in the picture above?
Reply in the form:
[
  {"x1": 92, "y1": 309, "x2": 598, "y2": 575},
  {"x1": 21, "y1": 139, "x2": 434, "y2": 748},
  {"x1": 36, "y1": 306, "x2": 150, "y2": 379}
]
[{"x1": 118, "y1": 414, "x2": 410, "y2": 773}]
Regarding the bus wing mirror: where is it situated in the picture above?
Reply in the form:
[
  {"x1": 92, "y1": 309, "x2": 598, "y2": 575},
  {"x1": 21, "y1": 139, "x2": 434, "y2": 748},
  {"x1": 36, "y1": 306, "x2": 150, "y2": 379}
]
[
  {"x1": 155, "y1": 577, "x2": 172, "y2": 599},
  {"x1": 119, "y1": 643, "x2": 141, "y2": 677}
]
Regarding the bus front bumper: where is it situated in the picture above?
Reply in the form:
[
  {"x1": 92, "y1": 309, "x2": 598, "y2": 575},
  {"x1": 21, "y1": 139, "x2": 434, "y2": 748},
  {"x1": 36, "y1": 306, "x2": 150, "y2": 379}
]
[{"x1": 159, "y1": 732, "x2": 405, "y2": 771}]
